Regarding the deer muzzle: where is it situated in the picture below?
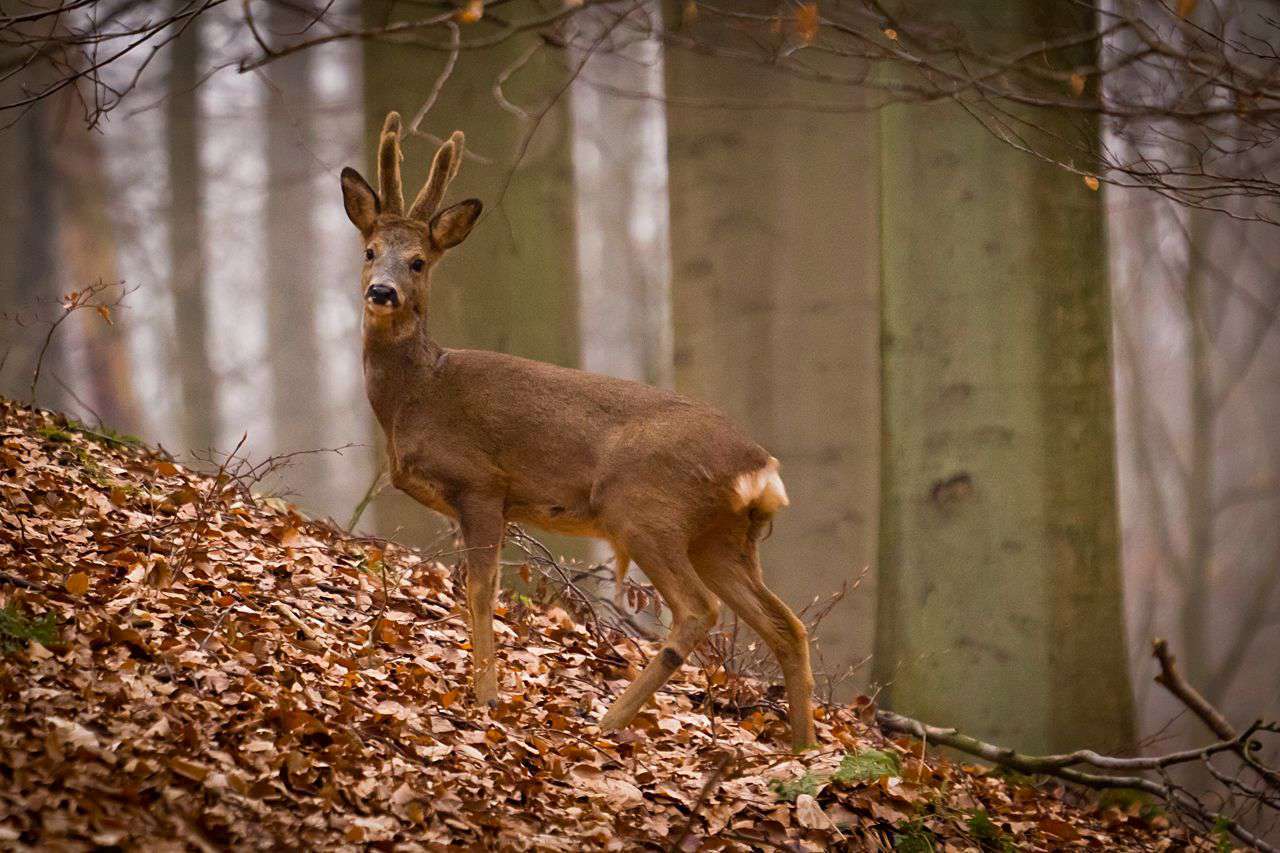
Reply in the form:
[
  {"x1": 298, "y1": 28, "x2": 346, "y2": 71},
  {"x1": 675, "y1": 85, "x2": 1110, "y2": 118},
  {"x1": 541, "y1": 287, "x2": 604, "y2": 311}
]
[{"x1": 365, "y1": 283, "x2": 400, "y2": 309}]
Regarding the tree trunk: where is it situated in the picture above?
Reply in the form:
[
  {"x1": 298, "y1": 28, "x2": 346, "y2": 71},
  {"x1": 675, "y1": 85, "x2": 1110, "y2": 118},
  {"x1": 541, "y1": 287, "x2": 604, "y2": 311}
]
[
  {"x1": 569, "y1": 3, "x2": 672, "y2": 389},
  {"x1": 53, "y1": 107, "x2": 141, "y2": 431},
  {"x1": 362, "y1": 0, "x2": 581, "y2": 550},
  {"x1": 263, "y1": 1, "x2": 327, "y2": 499},
  {"x1": 663, "y1": 4, "x2": 881, "y2": 693},
  {"x1": 874, "y1": 3, "x2": 1134, "y2": 753},
  {"x1": 0, "y1": 101, "x2": 59, "y2": 401},
  {"x1": 1182, "y1": 208, "x2": 1215, "y2": 694},
  {"x1": 167, "y1": 8, "x2": 219, "y2": 452}
]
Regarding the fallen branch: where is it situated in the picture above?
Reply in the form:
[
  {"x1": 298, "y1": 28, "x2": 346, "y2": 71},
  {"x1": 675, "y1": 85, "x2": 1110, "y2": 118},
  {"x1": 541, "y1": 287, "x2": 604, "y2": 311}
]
[
  {"x1": 876, "y1": 710, "x2": 1276, "y2": 853},
  {"x1": 878, "y1": 638, "x2": 1280, "y2": 853}
]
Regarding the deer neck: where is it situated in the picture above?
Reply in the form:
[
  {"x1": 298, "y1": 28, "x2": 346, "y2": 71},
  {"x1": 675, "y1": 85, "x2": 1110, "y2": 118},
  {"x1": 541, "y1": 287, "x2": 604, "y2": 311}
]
[{"x1": 362, "y1": 312, "x2": 443, "y2": 432}]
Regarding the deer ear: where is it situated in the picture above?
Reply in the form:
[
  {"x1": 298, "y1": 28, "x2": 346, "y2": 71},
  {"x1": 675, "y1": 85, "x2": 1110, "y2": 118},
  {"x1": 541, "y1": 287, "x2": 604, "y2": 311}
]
[
  {"x1": 341, "y1": 167, "x2": 380, "y2": 235},
  {"x1": 429, "y1": 199, "x2": 482, "y2": 250}
]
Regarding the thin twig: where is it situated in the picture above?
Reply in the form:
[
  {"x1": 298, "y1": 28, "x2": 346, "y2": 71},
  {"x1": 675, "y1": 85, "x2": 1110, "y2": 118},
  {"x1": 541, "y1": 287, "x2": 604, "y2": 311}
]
[{"x1": 1152, "y1": 638, "x2": 1236, "y2": 741}]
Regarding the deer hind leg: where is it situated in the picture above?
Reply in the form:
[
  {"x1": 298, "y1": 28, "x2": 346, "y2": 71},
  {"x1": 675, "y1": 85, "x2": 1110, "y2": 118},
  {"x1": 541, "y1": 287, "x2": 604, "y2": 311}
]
[
  {"x1": 693, "y1": 531, "x2": 816, "y2": 750},
  {"x1": 458, "y1": 497, "x2": 505, "y2": 706},
  {"x1": 599, "y1": 535, "x2": 720, "y2": 732}
]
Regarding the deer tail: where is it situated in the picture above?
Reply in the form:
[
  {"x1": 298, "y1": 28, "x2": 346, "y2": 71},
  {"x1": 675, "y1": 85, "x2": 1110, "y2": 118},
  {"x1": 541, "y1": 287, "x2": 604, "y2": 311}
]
[{"x1": 730, "y1": 456, "x2": 789, "y2": 540}]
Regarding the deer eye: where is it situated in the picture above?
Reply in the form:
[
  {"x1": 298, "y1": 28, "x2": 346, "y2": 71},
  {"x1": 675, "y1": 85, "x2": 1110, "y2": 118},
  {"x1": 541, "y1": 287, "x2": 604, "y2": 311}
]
[
  {"x1": 365, "y1": 248, "x2": 374, "y2": 261},
  {"x1": 410, "y1": 258, "x2": 425, "y2": 273}
]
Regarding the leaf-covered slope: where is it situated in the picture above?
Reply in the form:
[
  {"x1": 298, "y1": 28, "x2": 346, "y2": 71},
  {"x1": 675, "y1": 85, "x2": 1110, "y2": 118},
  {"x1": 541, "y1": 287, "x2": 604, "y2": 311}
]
[{"x1": 0, "y1": 400, "x2": 1199, "y2": 850}]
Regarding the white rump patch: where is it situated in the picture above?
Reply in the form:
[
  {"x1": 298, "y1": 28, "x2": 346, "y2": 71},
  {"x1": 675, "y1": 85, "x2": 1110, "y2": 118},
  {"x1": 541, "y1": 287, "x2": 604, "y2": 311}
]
[{"x1": 730, "y1": 457, "x2": 790, "y2": 515}]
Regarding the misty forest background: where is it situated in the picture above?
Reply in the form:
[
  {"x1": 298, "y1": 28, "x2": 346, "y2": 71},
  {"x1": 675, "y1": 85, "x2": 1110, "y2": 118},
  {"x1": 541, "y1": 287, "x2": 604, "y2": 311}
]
[{"x1": 2, "y1": 0, "x2": 1278, "y2": 773}]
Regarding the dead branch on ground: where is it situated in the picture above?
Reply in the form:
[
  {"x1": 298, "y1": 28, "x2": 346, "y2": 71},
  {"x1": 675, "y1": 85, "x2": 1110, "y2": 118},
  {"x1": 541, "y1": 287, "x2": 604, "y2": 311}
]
[{"x1": 878, "y1": 639, "x2": 1280, "y2": 852}]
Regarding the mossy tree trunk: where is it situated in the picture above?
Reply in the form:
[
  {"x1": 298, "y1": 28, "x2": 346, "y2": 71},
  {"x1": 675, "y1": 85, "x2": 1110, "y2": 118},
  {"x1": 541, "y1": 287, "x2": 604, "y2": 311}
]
[
  {"x1": 873, "y1": 2, "x2": 1134, "y2": 753},
  {"x1": 362, "y1": 1, "x2": 581, "y2": 551}
]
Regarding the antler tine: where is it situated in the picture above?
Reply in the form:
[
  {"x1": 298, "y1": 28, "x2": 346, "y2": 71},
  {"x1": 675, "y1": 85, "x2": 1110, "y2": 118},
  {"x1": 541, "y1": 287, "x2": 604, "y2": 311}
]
[
  {"x1": 377, "y1": 111, "x2": 405, "y2": 215},
  {"x1": 408, "y1": 130, "x2": 466, "y2": 222}
]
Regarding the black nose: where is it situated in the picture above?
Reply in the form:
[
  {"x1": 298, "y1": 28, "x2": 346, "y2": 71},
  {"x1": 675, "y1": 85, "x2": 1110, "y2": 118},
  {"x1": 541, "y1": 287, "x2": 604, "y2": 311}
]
[{"x1": 366, "y1": 284, "x2": 399, "y2": 307}]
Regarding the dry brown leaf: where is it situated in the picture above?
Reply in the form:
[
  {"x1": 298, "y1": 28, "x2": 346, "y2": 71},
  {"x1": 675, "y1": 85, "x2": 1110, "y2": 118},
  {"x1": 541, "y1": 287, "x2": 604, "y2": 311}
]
[
  {"x1": 0, "y1": 399, "x2": 1204, "y2": 851},
  {"x1": 168, "y1": 757, "x2": 211, "y2": 782},
  {"x1": 64, "y1": 571, "x2": 89, "y2": 596},
  {"x1": 794, "y1": 794, "x2": 832, "y2": 830}
]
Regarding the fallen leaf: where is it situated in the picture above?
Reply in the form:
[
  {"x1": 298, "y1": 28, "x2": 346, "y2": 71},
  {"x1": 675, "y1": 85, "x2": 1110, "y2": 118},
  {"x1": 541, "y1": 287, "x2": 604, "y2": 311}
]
[
  {"x1": 168, "y1": 757, "x2": 211, "y2": 782},
  {"x1": 795, "y1": 794, "x2": 832, "y2": 829}
]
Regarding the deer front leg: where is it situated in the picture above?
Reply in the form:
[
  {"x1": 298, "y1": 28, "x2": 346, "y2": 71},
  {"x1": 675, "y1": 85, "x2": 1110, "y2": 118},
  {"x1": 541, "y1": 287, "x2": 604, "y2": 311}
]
[{"x1": 458, "y1": 498, "x2": 505, "y2": 706}]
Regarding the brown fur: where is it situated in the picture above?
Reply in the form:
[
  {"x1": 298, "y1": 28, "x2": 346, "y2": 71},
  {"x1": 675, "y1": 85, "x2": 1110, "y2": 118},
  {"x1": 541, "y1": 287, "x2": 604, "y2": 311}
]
[{"x1": 340, "y1": 115, "x2": 816, "y2": 750}]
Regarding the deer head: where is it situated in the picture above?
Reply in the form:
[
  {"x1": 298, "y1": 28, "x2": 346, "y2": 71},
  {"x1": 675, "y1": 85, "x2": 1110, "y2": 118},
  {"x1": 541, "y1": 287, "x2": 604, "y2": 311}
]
[{"x1": 340, "y1": 112, "x2": 482, "y2": 338}]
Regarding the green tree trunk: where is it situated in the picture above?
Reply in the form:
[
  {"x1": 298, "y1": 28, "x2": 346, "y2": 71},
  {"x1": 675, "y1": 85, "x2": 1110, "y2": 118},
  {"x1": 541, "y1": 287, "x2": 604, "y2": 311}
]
[
  {"x1": 873, "y1": 4, "x2": 1134, "y2": 752},
  {"x1": 361, "y1": 1, "x2": 581, "y2": 551},
  {"x1": 664, "y1": 5, "x2": 881, "y2": 690}
]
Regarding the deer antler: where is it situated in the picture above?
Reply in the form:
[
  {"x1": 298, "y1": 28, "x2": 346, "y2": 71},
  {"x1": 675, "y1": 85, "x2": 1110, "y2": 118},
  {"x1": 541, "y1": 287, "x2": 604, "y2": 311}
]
[
  {"x1": 409, "y1": 130, "x2": 465, "y2": 222},
  {"x1": 377, "y1": 111, "x2": 404, "y2": 215}
]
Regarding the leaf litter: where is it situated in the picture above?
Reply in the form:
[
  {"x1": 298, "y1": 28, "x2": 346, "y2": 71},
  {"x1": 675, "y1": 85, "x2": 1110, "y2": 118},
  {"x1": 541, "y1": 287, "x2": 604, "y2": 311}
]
[{"x1": 0, "y1": 400, "x2": 1213, "y2": 850}]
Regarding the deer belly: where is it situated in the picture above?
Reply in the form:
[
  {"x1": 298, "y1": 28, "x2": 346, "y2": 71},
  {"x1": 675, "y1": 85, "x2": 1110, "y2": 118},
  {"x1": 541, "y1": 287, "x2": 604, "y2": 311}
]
[
  {"x1": 392, "y1": 470, "x2": 457, "y2": 519},
  {"x1": 508, "y1": 500, "x2": 600, "y2": 537}
]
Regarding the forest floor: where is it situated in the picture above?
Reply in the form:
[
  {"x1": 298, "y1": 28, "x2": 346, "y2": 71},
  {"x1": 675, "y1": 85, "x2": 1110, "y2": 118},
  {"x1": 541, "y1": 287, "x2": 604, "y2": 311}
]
[{"x1": 0, "y1": 398, "x2": 1217, "y2": 851}]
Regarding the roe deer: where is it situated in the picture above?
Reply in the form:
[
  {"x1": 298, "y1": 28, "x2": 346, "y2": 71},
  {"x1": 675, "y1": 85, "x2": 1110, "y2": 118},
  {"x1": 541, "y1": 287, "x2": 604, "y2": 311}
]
[{"x1": 340, "y1": 113, "x2": 816, "y2": 749}]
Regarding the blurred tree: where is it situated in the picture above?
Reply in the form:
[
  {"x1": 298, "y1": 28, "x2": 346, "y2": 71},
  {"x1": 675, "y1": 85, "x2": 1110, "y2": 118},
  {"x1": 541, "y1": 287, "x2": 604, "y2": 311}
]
[
  {"x1": 568, "y1": 4, "x2": 673, "y2": 391},
  {"x1": 0, "y1": 105, "x2": 58, "y2": 403},
  {"x1": 1115, "y1": 201, "x2": 1280, "y2": 731},
  {"x1": 0, "y1": 96, "x2": 43, "y2": 398},
  {"x1": 167, "y1": 8, "x2": 219, "y2": 452},
  {"x1": 263, "y1": 1, "x2": 327, "y2": 490},
  {"x1": 873, "y1": 2, "x2": 1134, "y2": 752},
  {"x1": 53, "y1": 104, "x2": 141, "y2": 431},
  {"x1": 1108, "y1": 1, "x2": 1280, "y2": 749},
  {"x1": 362, "y1": 0, "x2": 581, "y2": 551},
  {"x1": 663, "y1": 1, "x2": 881, "y2": 694}
]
